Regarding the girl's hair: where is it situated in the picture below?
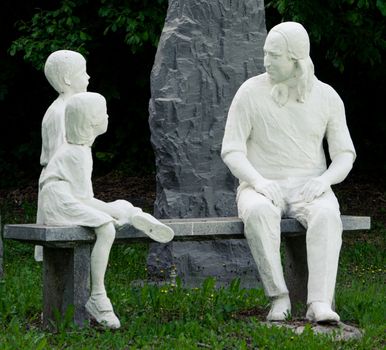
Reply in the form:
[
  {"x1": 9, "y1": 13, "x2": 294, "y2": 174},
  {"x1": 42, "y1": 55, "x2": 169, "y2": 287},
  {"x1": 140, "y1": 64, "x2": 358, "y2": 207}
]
[{"x1": 65, "y1": 92, "x2": 106, "y2": 145}]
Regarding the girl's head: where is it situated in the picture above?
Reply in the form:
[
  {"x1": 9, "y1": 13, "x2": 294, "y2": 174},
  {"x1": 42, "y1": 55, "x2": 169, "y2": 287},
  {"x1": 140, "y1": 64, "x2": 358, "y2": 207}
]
[{"x1": 65, "y1": 92, "x2": 109, "y2": 146}]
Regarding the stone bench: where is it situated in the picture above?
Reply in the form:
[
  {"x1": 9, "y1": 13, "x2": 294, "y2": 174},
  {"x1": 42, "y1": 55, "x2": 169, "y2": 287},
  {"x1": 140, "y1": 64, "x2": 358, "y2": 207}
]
[{"x1": 4, "y1": 215, "x2": 370, "y2": 327}]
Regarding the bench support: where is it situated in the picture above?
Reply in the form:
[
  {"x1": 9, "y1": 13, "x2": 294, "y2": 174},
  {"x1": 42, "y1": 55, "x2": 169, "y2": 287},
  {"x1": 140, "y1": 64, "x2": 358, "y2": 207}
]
[
  {"x1": 283, "y1": 235, "x2": 308, "y2": 312},
  {"x1": 43, "y1": 244, "x2": 91, "y2": 328}
]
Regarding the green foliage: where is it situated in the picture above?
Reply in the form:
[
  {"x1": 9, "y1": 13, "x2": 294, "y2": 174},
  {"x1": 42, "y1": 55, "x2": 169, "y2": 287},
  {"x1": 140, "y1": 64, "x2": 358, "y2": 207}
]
[
  {"x1": 266, "y1": 0, "x2": 386, "y2": 72},
  {"x1": 9, "y1": 0, "x2": 91, "y2": 70},
  {"x1": 99, "y1": 0, "x2": 167, "y2": 53},
  {"x1": 9, "y1": 0, "x2": 167, "y2": 70}
]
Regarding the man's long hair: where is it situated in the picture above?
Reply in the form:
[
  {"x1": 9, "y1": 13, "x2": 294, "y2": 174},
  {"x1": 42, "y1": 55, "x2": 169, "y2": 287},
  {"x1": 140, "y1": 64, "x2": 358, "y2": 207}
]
[{"x1": 270, "y1": 22, "x2": 315, "y2": 103}]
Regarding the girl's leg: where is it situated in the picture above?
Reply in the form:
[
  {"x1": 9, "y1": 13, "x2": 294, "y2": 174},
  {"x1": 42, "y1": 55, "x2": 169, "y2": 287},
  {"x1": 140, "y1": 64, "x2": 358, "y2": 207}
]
[
  {"x1": 91, "y1": 222, "x2": 116, "y2": 297},
  {"x1": 86, "y1": 221, "x2": 120, "y2": 328}
]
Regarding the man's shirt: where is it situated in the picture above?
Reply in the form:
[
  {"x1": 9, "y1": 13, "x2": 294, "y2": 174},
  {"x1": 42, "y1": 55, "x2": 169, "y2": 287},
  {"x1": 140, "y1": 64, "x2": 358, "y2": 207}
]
[{"x1": 221, "y1": 73, "x2": 356, "y2": 181}]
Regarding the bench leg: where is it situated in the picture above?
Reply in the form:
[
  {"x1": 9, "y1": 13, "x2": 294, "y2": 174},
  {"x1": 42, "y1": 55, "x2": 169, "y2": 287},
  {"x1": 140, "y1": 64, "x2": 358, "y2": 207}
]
[
  {"x1": 43, "y1": 244, "x2": 91, "y2": 328},
  {"x1": 283, "y1": 235, "x2": 308, "y2": 314}
]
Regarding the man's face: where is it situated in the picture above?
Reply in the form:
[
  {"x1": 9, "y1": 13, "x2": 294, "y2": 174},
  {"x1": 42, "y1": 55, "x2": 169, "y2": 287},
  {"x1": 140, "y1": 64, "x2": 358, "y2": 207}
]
[
  {"x1": 70, "y1": 62, "x2": 90, "y2": 93},
  {"x1": 263, "y1": 31, "x2": 296, "y2": 84}
]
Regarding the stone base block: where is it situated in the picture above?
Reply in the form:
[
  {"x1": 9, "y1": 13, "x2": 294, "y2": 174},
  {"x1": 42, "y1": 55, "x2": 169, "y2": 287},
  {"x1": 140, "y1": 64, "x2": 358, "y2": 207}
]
[{"x1": 43, "y1": 244, "x2": 91, "y2": 328}]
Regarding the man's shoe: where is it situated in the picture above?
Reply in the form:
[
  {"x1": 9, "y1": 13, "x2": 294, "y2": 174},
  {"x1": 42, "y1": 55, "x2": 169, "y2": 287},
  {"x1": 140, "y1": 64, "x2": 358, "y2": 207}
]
[
  {"x1": 306, "y1": 301, "x2": 340, "y2": 324},
  {"x1": 85, "y1": 296, "x2": 121, "y2": 329},
  {"x1": 267, "y1": 294, "x2": 291, "y2": 321},
  {"x1": 131, "y1": 212, "x2": 174, "y2": 243}
]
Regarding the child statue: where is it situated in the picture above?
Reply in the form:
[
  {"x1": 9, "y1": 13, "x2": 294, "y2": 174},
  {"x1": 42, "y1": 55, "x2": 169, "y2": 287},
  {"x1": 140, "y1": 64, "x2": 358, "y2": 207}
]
[
  {"x1": 35, "y1": 50, "x2": 90, "y2": 261},
  {"x1": 38, "y1": 92, "x2": 174, "y2": 328}
]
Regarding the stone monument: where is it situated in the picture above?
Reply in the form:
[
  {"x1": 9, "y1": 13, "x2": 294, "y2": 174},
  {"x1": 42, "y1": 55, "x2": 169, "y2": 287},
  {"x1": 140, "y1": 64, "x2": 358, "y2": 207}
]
[
  {"x1": 148, "y1": 0, "x2": 267, "y2": 287},
  {"x1": 38, "y1": 91, "x2": 174, "y2": 328},
  {"x1": 221, "y1": 22, "x2": 356, "y2": 322}
]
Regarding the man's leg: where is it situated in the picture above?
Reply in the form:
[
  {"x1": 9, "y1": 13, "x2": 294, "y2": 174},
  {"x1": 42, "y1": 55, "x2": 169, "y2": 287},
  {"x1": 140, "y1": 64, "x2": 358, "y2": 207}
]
[
  {"x1": 238, "y1": 186, "x2": 290, "y2": 320},
  {"x1": 293, "y1": 189, "x2": 342, "y2": 322}
]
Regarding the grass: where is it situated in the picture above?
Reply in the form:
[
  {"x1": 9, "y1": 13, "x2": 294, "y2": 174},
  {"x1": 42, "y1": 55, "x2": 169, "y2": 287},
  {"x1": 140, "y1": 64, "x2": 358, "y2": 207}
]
[{"x1": 0, "y1": 201, "x2": 385, "y2": 349}]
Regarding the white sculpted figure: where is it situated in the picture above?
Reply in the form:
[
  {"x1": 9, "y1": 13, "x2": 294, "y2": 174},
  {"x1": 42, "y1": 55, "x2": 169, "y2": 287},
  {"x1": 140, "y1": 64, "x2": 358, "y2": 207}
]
[
  {"x1": 39, "y1": 92, "x2": 174, "y2": 328},
  {"x1": 35, "y1": 50, "x2": 90, "y2": 261},
  {"x1": 221, "y1": 22, "x2": 356, "y2": 323}
]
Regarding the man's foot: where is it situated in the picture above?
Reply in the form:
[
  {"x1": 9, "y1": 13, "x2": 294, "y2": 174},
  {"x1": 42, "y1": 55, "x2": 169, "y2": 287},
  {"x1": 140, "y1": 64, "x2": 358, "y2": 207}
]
[
  {"x1": 267, "y1": 294, "x2": 291, "y2": 321},
  {"x1": 306, "y1": 301, "x2": 340, "y2": 324},
  {"x1": 131, "y1": 212, "x2": 174, "y2": 243},
  {"x1": 85, "y1": 296, "x2": 121, "y2": 329}
]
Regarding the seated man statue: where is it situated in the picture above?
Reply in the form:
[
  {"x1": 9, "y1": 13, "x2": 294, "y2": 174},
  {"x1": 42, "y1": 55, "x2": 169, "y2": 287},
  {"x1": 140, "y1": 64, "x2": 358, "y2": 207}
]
[
  {"x1": 221, "y1": 22, "x2": 355, "y2": 323},
  {"x1": 39, "y1": 92, "x2": 174, "y2": 328},
  {"x1": 35, "y1": 50, "x2": 91, "y2": 261}
]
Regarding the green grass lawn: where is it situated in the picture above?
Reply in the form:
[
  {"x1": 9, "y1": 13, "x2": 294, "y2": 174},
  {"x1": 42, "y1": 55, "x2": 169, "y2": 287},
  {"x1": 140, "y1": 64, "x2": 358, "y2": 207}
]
[{"x1": 0, "y1": 204, "x2": 385, "y2": 349}]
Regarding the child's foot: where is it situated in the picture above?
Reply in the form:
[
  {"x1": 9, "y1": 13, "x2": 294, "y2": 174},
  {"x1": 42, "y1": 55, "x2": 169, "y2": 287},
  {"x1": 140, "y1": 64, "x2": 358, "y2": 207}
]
[
  {"x1": 85, "y1": 296, "x2": 121, "y2": 329},
  {"x1": 131, "y1": 212, "x2": 174, "y2": 243},
  {"x1": 267, "y1": 294, "x2": 291, "y2": 321},
  {"x1": 306, "y1": 301, "x2": 340, "y2": 324}
]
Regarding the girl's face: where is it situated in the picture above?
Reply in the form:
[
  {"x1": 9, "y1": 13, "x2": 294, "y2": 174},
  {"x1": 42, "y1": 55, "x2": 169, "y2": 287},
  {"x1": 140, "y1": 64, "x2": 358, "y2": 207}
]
[{"x1": 91, "y1": 104, "x2": 109, "y2": 137}]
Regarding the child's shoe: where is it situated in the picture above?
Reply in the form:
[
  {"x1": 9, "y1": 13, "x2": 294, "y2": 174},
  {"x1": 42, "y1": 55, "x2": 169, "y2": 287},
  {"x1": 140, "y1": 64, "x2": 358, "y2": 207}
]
[
  {"x1": 85, "y1": 296, "x2": 121, "y2": 329},
  {"x1": 131, "y1": 212, "x2": 174, "y2": 243}
]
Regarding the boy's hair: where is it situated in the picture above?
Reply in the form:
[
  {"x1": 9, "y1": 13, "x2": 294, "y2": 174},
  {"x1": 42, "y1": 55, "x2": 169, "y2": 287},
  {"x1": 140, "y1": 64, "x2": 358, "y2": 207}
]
[
  {"x1": 65, "y1": 92, "x2": 106, "y2": 145},
  {"x1": 44, "y1": 50, "x2": 86, "y2": 93}
]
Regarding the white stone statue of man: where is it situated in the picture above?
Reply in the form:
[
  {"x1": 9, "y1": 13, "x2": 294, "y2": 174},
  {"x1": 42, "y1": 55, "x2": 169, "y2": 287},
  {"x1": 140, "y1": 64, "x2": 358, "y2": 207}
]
[
  {"x1": 221, "y1": 22, "x2": 356, "y2": 323},
  {"x1": 38, "y1": 92, "x2": 174, "y2": 328},
  {"x1": 35, "y1": 50, "x2": 90, "y2": 261}
]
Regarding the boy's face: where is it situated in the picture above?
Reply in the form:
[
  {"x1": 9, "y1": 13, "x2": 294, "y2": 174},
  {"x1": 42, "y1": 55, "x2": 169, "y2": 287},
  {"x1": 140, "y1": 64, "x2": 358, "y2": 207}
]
[{"x1": 70, "y1": 62, "x2": 90, "y2": 93}]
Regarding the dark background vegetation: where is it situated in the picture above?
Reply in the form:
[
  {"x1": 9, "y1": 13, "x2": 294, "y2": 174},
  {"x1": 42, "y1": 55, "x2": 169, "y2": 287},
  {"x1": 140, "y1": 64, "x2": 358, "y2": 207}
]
[{"x1": 0, "y1": 0, "x2": 385, "y2": 189}]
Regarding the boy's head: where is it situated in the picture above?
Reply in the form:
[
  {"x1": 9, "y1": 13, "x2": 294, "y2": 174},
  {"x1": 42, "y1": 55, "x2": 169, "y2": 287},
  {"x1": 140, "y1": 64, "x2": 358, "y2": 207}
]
[
  {"x1": 65, "y1": 92, "x2": 109, "y2": 146},
  {"x1": 44, "y1": 50, "x2": 90, "y2": 94}
]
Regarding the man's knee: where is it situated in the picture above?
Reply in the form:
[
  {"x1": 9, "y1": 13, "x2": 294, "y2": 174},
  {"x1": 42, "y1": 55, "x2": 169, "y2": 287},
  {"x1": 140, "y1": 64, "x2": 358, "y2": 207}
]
[
  {"x1": 242, "y1": 201, "x2": 280, "y2": 225},
  {"x1": 309, "y1": 206, "x2": 341, "y2": 225}
]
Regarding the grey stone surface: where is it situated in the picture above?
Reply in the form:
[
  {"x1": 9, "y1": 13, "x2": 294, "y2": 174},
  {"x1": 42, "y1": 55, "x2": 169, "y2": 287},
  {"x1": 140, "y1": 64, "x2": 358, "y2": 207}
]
[
  {"x1": 264, "y1": 321, "x2": 363, "y2": 341},
  {"x1": 148, "y1": 0, "x2": 267, "y2": 285},
  {"x1": 43, "y1": 244, "x2": 91, "y2": 328},
  {"x1": 3, "y1": 216, "x2": 370, "y2": 243},
  {"x1": 283, "y1": 235, "x2": 308, "y2": 313}
]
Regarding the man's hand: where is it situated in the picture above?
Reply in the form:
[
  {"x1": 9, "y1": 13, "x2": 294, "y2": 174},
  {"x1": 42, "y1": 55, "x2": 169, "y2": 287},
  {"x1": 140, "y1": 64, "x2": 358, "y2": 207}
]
[
  {"x1": 253, "y1": 179, "x2": 284, "y2": 207},
  {"x1": 301, "y1": 177, "x2": 330, "y2": 203}
]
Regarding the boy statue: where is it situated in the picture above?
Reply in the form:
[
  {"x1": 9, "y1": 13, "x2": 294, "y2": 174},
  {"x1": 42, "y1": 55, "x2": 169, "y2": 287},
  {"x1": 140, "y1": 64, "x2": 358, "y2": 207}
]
[
  {"x1": 35, "y1": 50, "x2": 90, "y2": 261},
  {"x1": 38, "y1": 92, "x2": 174, "y2": 328},
  {"x1": 221, "y1": 22, "x2": 356, "y2": 323}
]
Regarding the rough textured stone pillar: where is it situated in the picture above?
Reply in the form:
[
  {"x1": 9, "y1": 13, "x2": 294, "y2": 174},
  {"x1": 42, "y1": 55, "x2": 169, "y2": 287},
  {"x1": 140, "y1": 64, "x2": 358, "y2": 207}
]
[
  {"x1": 148, "y1": 0, "x2": 267, "y2": 287},
  {"x1": 43, "y1": 244, "x2": 91, "y2": 328}
]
